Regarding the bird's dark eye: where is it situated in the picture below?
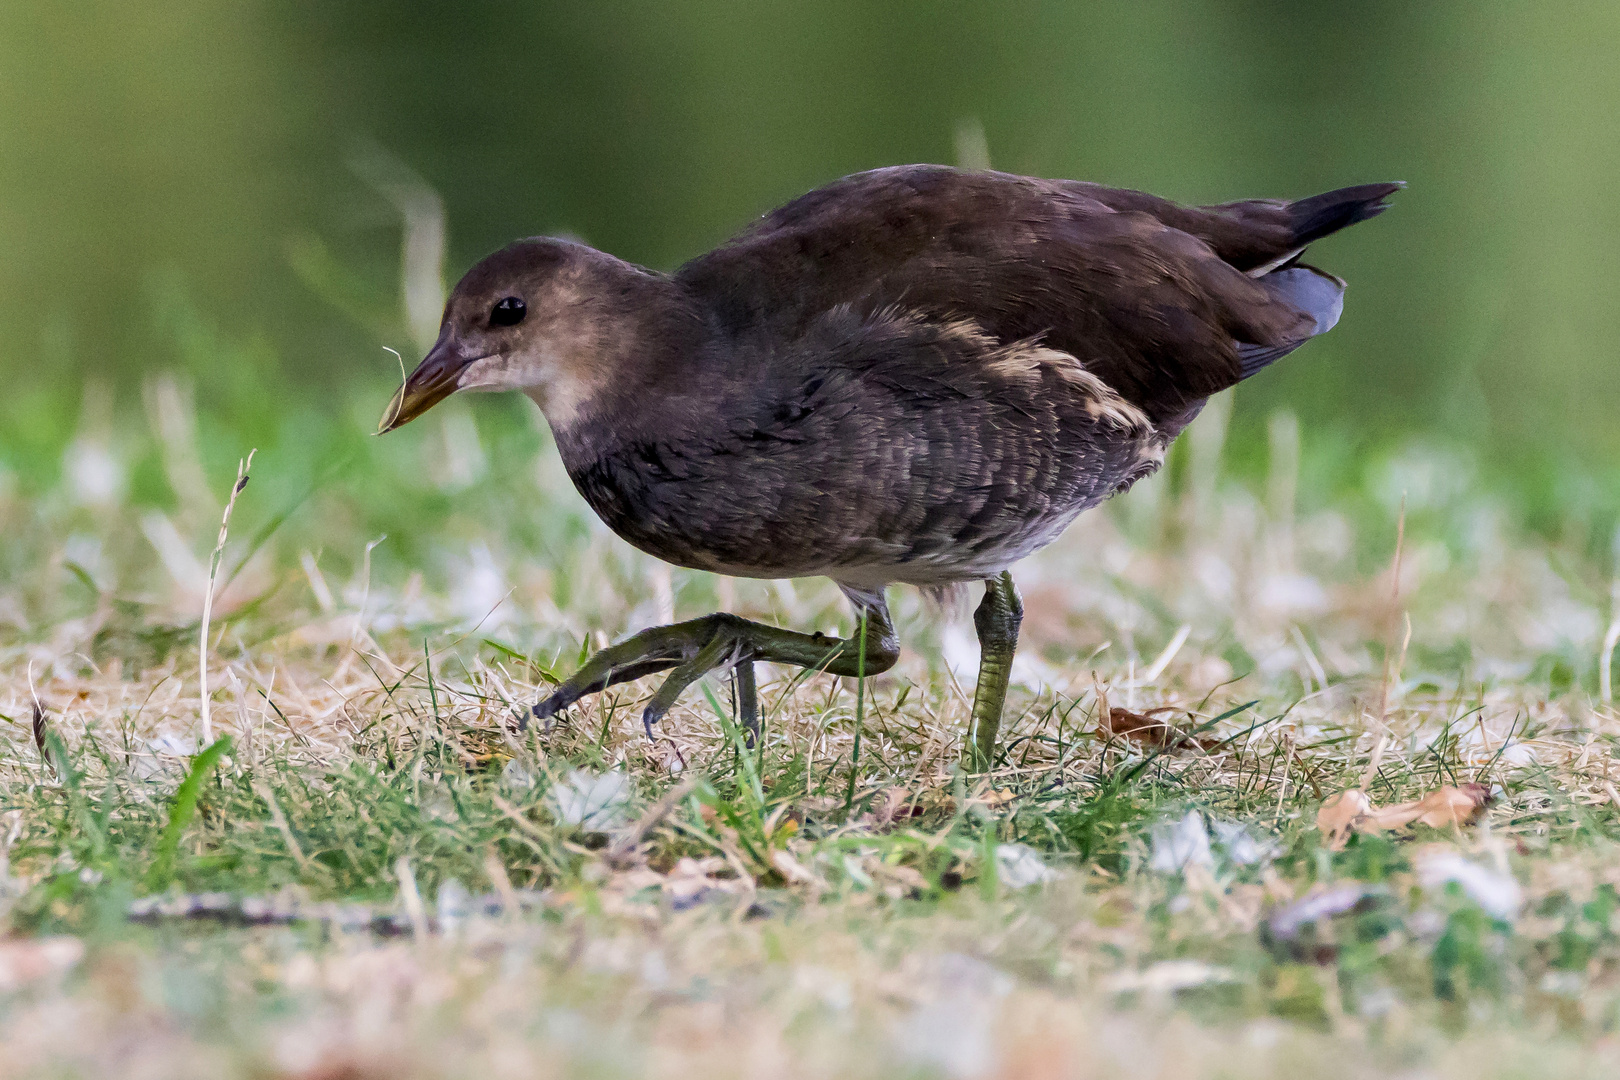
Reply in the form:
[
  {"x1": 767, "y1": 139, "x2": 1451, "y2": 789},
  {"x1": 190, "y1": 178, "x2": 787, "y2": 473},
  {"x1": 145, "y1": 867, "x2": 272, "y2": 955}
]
[{"x1": 490, "y1": 296, "x2": 526, "y2": 327}]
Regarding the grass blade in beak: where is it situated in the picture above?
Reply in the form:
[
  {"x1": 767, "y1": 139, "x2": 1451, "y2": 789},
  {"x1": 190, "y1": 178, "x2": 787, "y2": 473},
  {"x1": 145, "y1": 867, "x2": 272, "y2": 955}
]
[{"x1": 376, "y1": 344, "x2": 471, "y2": 433}]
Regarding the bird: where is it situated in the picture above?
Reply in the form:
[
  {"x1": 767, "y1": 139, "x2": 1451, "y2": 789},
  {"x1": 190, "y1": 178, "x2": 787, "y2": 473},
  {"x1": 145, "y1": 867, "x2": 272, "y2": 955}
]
[{"x1": 379, "y1": 164, "x2": 1400, "y2": 769}]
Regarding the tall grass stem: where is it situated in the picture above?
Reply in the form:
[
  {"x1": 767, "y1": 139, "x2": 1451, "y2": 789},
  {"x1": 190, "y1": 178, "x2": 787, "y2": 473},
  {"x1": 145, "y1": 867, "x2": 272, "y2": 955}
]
[{"x1": 199, "y1": 450, "x2": 255, "y2": 745}]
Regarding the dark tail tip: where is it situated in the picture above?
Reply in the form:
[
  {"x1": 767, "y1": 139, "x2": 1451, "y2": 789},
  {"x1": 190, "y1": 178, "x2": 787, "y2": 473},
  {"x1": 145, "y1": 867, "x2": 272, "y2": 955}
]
[{"x1": 1288, "y1": 181, "x2": 1405, "y2": 247}]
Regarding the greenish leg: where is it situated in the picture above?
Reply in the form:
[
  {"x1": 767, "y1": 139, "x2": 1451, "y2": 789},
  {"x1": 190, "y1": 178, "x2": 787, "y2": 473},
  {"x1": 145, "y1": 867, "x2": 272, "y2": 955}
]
[
  {"x1": 733, "y1": 660, "x2": 759, "y2": 747},
  {"x1": 963, "y1": 571, "x2": 1024, "y2": 772},
  {"x1": 534, "y1": 598, "x2": 899, "y2": 737}
]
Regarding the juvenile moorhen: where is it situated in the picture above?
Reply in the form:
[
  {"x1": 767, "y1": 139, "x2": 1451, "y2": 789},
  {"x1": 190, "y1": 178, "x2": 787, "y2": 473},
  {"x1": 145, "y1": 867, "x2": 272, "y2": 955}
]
[{"x1": 380, "y1": 165, "x2": 1399, "y2": 768}]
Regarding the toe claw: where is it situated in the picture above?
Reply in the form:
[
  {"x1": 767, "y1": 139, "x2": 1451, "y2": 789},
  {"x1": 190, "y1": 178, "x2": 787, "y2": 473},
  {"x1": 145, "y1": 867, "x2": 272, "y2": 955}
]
[{"x1": 533, "y1": 690, "x2": 572, "y2": 723}]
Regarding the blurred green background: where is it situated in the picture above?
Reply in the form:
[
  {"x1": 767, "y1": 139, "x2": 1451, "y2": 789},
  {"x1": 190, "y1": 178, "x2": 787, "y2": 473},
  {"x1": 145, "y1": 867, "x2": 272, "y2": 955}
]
[{"x1": 2, "y1": 0, "x2": 1617, "y2": 508}]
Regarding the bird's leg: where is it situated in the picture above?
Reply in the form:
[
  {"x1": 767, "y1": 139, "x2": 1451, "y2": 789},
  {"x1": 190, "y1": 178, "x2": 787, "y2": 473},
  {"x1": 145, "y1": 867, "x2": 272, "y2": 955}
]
[
  {"x1": 534, "y1": 598, "x2": 900, "y2": 736},
  {"x1": 963, "y1": 571, "x2": 1024, "y2": 772},
  {"x1": 733, "y1": 660, "x2": 759, "y2": 747}
]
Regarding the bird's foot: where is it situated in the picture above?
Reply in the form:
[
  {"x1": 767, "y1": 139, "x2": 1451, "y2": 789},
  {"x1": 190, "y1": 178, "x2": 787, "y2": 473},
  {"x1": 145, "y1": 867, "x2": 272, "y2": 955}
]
[{"x1": 533, "y1": 604, "x2": 900, "y2": 739}]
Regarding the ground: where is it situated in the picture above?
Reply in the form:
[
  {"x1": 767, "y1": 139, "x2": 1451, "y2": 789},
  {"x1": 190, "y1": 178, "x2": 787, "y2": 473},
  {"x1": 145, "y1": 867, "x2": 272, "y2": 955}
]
[{"x1": 2, "y1": 387, "x2": 1619, "y2": 1078}]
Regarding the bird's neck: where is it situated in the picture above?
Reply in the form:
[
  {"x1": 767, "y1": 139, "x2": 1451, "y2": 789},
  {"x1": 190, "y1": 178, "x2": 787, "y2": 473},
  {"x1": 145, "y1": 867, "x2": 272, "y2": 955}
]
[{"x1": 526, "y1": 258, "x2": 711, "y2": 453}]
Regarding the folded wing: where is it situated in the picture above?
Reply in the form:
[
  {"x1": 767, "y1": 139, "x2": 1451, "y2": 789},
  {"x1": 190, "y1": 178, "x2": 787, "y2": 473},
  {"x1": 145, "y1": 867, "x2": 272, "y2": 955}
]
[{"x1": 676, "y1": 166, "x2": 1398, "y2": 423}]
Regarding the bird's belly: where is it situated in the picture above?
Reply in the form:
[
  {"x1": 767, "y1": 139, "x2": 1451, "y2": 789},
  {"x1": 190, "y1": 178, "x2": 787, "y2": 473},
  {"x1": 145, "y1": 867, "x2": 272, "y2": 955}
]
[
  {"x1": 660, "y1": 505, "x2": 1082, "y2": 587},
  {"x1": 824, "y1": 496, "x2": 1094, "y2": 590},
  {"x1": 565, "y1": 423, "x2": 1165, "y2": 587}
]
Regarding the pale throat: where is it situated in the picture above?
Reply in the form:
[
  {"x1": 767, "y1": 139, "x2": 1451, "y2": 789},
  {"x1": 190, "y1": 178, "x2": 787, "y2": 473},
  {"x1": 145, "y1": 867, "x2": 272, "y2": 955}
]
[{"x1": 456, "y1": 349, "x2": 607, "y2": 429}]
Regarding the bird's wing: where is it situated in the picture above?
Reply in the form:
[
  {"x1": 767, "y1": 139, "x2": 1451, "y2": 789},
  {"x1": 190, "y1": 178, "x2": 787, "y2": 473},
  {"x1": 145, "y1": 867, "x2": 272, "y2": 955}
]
[{"x1": 676, "y1": 166, "x2": 1389, "y2": 422}]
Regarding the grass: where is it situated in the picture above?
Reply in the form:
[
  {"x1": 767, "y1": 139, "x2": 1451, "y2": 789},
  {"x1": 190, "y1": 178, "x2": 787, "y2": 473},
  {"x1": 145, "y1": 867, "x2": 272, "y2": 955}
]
[{"x1": 2, "y1": 358, "x2": 1620, "y2": 1078}]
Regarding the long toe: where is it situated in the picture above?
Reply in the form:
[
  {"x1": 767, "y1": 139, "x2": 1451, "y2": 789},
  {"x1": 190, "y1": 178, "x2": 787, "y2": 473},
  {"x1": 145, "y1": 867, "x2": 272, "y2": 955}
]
[{"x1": 533, "y1": 689, "x2": 573, "y2": 724}]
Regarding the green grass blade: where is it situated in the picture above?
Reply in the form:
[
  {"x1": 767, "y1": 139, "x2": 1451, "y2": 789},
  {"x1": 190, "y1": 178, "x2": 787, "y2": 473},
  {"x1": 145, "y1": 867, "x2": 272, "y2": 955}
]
[{"x1": 144, "y1": 735, "x2": 233, "y2": 892}]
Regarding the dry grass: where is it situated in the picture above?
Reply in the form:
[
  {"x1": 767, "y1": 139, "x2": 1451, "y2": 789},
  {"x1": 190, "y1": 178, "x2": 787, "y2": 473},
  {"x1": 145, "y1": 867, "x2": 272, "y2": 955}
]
[{"x1": 3, "y1": 386, "x2": 1620, "y2": 1077}]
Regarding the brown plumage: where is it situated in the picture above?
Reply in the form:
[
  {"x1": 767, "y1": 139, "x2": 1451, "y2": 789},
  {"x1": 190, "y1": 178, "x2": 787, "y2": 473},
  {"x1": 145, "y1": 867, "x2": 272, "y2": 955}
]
[{"x1": 381, "y1": 165, "x2": 1400, "y2": 764}]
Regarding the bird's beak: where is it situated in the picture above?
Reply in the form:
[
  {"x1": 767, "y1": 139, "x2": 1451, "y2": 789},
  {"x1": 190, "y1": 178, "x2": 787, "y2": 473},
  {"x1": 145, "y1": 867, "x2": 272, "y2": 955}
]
[{"x1": 377, "y1": 337, "x2": 476, "y2": 434}]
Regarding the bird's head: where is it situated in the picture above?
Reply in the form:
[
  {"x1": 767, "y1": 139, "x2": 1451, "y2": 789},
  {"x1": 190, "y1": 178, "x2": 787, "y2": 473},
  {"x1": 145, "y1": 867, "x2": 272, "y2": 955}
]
[{"x1": 378, "y1": 237, "x2": 655, "y2": 434}]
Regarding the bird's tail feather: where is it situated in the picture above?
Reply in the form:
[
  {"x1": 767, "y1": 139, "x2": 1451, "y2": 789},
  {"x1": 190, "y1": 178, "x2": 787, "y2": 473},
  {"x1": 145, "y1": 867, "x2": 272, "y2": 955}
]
[
  {"x1": 1237, "y1": 265, "x2": 1346, "y2": 378},
  {"x1": 1232, "y1": 182, "x2": 1398, "y2": 377},
  {"x1": 1287, "y1": 182, "x2": 1404, "y2": 248}
]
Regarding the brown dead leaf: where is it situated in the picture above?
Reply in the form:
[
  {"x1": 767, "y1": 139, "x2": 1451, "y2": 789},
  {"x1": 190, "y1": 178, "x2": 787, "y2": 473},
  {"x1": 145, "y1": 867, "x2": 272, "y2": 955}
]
[
  {"x1": 1315, "y1": 783, "x2": 1492, "y2": 849},
  {"x1": 871, "y1": 787, "x2": 917, "y2": 827},
  {"x1": 770, "y1": 849, "x2": 826, "y2": 889},
  {"x1": 856, "y1": 787, "x2": 928, "y2": 831},
  {"x1": 1373, "y1": 783, "x2": 1493, "y2": 830},
  {"x1": 1316, "y1": 789, "x2": 1373, "y2": 849},
  {"x1": 1100, "y1": 706, "x2": 1218, "y2": 751},
  {"x1": 966, "y1": 787, "x2": 1019, "y2": 808}
]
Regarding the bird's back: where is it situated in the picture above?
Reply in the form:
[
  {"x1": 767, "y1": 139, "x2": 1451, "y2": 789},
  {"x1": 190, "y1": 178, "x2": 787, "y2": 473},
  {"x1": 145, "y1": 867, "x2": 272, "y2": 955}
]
[{"x1": 677, "y1": 165, "x2": 1397, "y2": 423}]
